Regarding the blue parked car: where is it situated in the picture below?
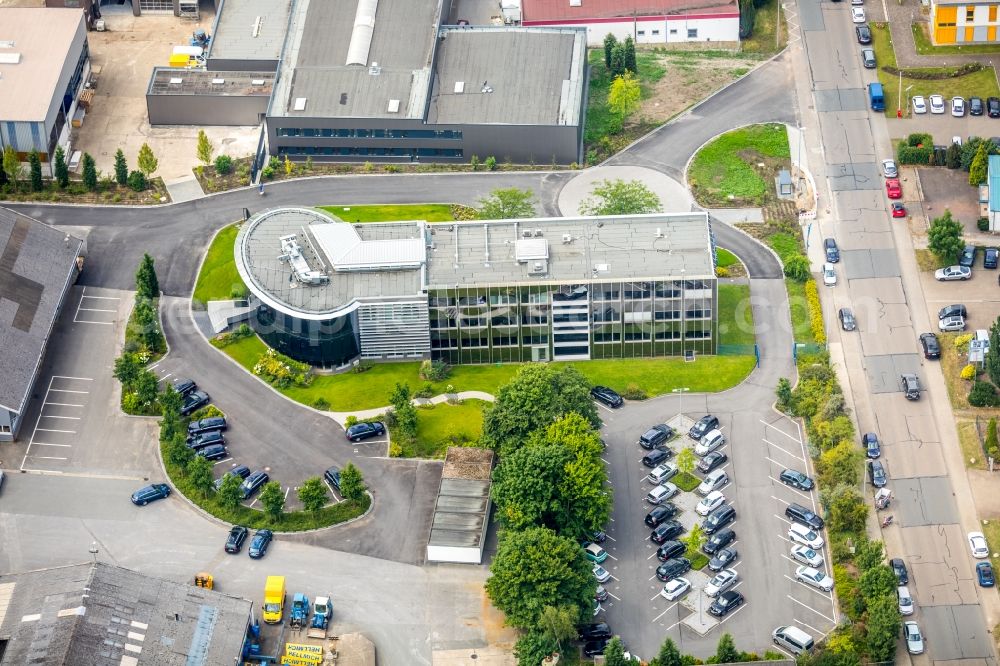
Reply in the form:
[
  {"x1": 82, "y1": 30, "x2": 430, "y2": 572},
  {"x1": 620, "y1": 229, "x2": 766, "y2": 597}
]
[
  {"x1": 248, "y1": 529, "x2": 273, "y2": 559},
  {"x1": 863, "y1": 433, "x2": 881, "y2": 459},
  {"x1": 345, "y1": 421, "x2": 386, "y2": 442},
  {"x1": 131, "y1": 483, "x2": 170, "y2": 506},
  {"x1": 977, "y1": 562, "x2": 995, "y2": 587}
]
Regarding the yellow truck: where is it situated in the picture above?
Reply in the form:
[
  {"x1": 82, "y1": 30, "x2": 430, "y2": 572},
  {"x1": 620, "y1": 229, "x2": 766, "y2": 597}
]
[{"x1": 263, "y1": 576, "x2": 286, "y2": 624}]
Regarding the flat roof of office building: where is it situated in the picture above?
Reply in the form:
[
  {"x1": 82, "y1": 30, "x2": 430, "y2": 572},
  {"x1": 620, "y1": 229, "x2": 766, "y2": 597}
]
[
  {"x1": 0, "y1": 8, "x2": 84, "y2": 122},
  {"x1": 147, "y1": 68, "x2": 275, "y2": 96},
  {"x1": 426, "y1": 212, "x2": 715, "y2": 287},
  {"x1": 209, "y1": 0, "x2": 292, "y2": 61},
  {"x1": 427, "y1": 27, "x2": 586, "y2": 126},
  {"x1": 271, "y1": 0, "x2": 439, "y2": 119}
]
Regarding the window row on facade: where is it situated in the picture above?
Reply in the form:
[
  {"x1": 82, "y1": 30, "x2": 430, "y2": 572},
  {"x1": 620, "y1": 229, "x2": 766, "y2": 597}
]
[
  {"x1": 276, "y1": 146, "x2": 464, "y2": 158},
  {"x1": 426, "y1": 281, "x2": 714, "y2": 307},
  {"x1": 275, "y1": 127, "x2": 463, "y2": 139}
]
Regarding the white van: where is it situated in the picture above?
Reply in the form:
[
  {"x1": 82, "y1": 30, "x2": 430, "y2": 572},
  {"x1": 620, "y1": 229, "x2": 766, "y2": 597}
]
[{"x1": 772, "y1": 625, "x2": 814, "y2": 655}]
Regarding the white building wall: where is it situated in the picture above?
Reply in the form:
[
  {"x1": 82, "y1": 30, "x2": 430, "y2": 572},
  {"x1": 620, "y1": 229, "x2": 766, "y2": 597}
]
[
  {"x1": 426, "y1": 544, "x2": 483, "y2": 564},
  {"x1": 528, "y1": 15, "x2": 739, "y2": 46}
]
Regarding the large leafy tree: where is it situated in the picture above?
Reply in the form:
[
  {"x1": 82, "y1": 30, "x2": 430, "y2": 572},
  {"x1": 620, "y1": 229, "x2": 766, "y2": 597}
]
[
  {"x1": 481, "y1": 364, "x2": 598, "y2": 457},
  {"x1": 485, "y1": 527, "x2": 594, "y2": 629},
  {"x1": 987, "y1": 316, "x2": 1000, "y2": 387},
  {"x1": 816, "y1": 440, "x2": 860, "y2": 488},
  {"x1": 297, "y1": 477, "x2": 329, "y2": 514},
  {"x1": 865, "y1": 594, "x2": 901, "y2": 662},
  {"x1": 493, "y1": 444, "x2": 572, "y2": 531},
  {"x1": 927, "y1": 209, "x2": 964, "y2": 265},
  {"x1": 715, "y1": 633, "x2": 740, "y2": 663},
  {"x1": 651, "y1": 637, "x2": 682, "y2": 666},
  {"x1": 187, "y1": 455, "x2": 215, "y2": 497},
  {"x1": 339, "y1": 462, "x2": 366, "y2": 502},
  {"x1": 217, "y1": 472, "x2": 244, "y2": 509},
  {"x1": 579, "y1": 178, "x2": 662, "y2": 216},
  {"x1": 478, "y1": 187, "x2": 537, "y2": 220}
]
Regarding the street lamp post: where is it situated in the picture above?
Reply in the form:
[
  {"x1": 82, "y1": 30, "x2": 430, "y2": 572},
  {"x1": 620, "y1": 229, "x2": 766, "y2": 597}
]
[
  {"x1": 898, "y1": 70, "x2": 902, "y2": 116},
  {"x1": 88, "y1": 542, "x2": 99, "y2": 563},
  {"x1": 672, "y1": 387, "x2": 690, "y2": 417}
]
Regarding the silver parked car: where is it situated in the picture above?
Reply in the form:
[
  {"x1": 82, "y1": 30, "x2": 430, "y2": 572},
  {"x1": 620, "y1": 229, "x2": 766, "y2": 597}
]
[
  {"x1": 935, "y1": 265, "x2": 971, "y2": 281},
  {"x1": 903, "y1": 621, "x2": 924, "y2": 654}
]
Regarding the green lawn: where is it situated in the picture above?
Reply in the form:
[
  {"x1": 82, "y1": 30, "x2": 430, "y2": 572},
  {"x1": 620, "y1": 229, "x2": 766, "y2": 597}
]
[
  {"x1": 785, "y1": 278, "x2": 817, "y2": 345},
  {"x1": 872, "y1": 24, "x2": 1000, "y2": 116},
  {"x1": 912, "y1": 22, "x2": 1000, "y2": 55},
  {"x1": 741, "y1": 0, "x2": 787, "y2": 55},
  {"x1": 584, "y1": 49, "x2": 668, "y2": 150},
  {"x1": 193, "y1": 224, "x2": 244, "y2": 305},
  {"x1": 767, "y1": 232, "x2": 800, "y2": 263},
  {"x1": 716, "y1": 248, "x2": 739, "y2": 268},
  {"x1": 405, "y1": 400, "x2": 487, "y2": 458},
  {"x1": 215, "y1": 335, "x2": 756, "y2": 411},
  {"x1": 718, "y1": 284, "x2": 755, "y2": 346},
  {"x1": 317, "y1": 204, "x2": 456, "y2": 222},
  {"x1": 688, "y1": 124, "x2": 791, "y2": 207}
]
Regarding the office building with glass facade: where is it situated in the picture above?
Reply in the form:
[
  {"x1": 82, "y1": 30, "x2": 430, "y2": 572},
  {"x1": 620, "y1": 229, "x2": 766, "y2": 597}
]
[{"x1": 235, "y1": 208, "x2": 717, "y2": 367}]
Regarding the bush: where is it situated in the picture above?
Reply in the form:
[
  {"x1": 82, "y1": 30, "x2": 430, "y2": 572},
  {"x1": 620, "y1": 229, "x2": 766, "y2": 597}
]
[
  {"x1": 986, "y1": 418, "x2": 998, "y2": 459},
  {"x1": 961, "y1": 363, "x2": 978, "y2": 380},
  {"x1": 485, "y1": 156, "x2": 497, "y2": 171},
  {"x1": 783, "y1": 254, "x2": 811, "y2": 282},
  {"x1": 979, "y1": 217, "x2": 991, "y2": 231},
  {"x1": 190, "y1": 404, "x2": 225, "y2": 420},
  {"x1": 955, "y1": 333, "x2": 975, "y2": 351},
  {"x1": 805, "y1": 279, "x2": 826, "y2": 344},
  {"x1": 312, "y1": 397, "x2": 330, "y2": 410},
  {"x1": 389, "y1": 441, "x2": 403, "y2": 457},
  {"x1": 414, "y1": 382, "x2": 435, "y2": 399},
  {"x1": 897, "y1": 145, "x2": 934, "y2": 165},
  {"x1": 252, "y1": 348, "x2": 313, "y2": 388},
  {"x1": 969, "y1": 380, "x2": 1000, "y2": 407},
  {"x1": 715, "y1": 266, "x2": 730, "y2": 277},
  {"x1": 261, "y1": 165, "x2": 275, "y2": 179},
  {"x1": 906, "y1": 132, "x2": 933, "y2": 147},
  {"x1": 621, "y1": 383, "x2": 648, "y2": 400},
  {"x1": 344, "y1": 415, "x2": 358, "y2": 428},
  {"x1": 126, "y1": 170, "x2": 147, "y2": 191},
  {"x1": 419, "y1": 359, "x2": 451, "y2": 381},
  {"x1": 214, "y1": 154, "x2": 234, "y2": 175}
]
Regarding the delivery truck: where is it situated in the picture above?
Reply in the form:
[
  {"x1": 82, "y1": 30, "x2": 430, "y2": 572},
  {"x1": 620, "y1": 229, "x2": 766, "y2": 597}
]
[{"x1": 263, "y1": 576, "x2": 286, "y2": 624}]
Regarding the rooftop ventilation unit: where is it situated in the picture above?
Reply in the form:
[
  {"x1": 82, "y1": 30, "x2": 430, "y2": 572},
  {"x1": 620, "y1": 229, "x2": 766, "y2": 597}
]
[
  {"x1": 387, "y1": 99, "x2": 400, "y2": 113},
  {"x1": 251, "y1": 79, "x2": 266, "y2": 85},
  {"x1": 369, "y1": 61, "x2": 381, "y2": 75},
  {"x1": 531, "y1": 261, "x2": 547, "y2": 274},
  {"x1": 562, "y1": 234, "x2": 573, "y2": 244},
  {"x1": 0, "y1": 41, "x2": 15, "y2": 48},
  {"x1": 293, "y1": 97, "x2": 307, "y2": 111},
  {"x1": 481, "y1": 82, "x2": 494, "y2": 94},
  {"x1": 252, "y1": 16, "x2": 262, "y2": 37},
  {"x1": 521, "y1": 230, "x2": 532, "y2": 238},
  {"x1": 533, "y1": 229, "x2": 543, "y2": 237},
  {"x1": 569, "y1": 0, "x2": 581, "y2": 5},
  {"x1": 169, "y1": 77, "x2": 183, "y2": 84},
  {"x1": 454, "y1": 81, "x2": 465, "y2": 94},
  {"x1": 595, "y1": 263, "x2": 609, "y2": 272},
  {"x1": 0, "y1": 53, "x2": 22, "y2": 65},
  {"x1": 211, "y1": 78, "x2": 225, "y2": 84},
  {"x1": 655, "y1": 227, "x2": 664, "y2": 238},
  {"x1": 279, "y1": 234, "x2": 329, "y2": 285},
  {"x1": 340, "y1": 93, "x2": 348, "y2": 105}
]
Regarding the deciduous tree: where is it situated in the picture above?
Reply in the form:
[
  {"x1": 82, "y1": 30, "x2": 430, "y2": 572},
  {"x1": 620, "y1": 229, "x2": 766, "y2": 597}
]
[
  {"x1": 607, "y1": 72, "x2": 641, "y2": 132},
  {"x1": 826, "y1": 485, "x2": 868, "y2": 534},
  {"x1": 339, "y1": 462, "x2": 366, "y2": 502},
  {"x1": 113, "y1": 353, "x2": 142, "y2": 388},
  {"x1": 217, "y1": 472, "x2": 244, "y2": 509},
  {"x1": 2, "y1": 145, "x2": 20, "y2": 186},
  {"x1": 927, "y1": 209, "x2": 964, "y2": 265},
  {"x1": 579, "y1": 178, "x2": 662, "y2": 216},
  {"x1": 478, "y1": 187, "x2": 537, "y2": 219},
  {"x1": 537, "y1": 605, "x2": 577, "y2": 651},
  {"x1": 297, "y1": 477, "x2": 329, "y2": 514},
  {"x1": 682, "y1": 522, "x2": 706, "y2": 555},
  {"x1": 676, "y1": 446, "x2": 696, "y2": 476},
  {"x1": 137, "y1": 143, "x2": 158, "y2": 176},
  {"x1": 187, "y1": 455, "x2": 215, "y2": 496},
  {"x1": 165, "y1": 432, "x2": 194, "y2": 469},
  {"x1": 259, "y1": 480, "x2": 285, "y2": 521},
  {"x1": 816, "y1": 440, "x2": 860, "y2": 488},
  {"x1": 513, "y1": 631, "x2": 557, "y2": 666},
  {"x1": 196, "y1": 129, "x2": 214, "y2": 165},
  {"x1": 492, "y1": 444, "x2": 572, "y2": 531},
  {"x1": 134, "y1": 369, "x2": 159, "y2": 406},
  {"x1": 485, "y1": 527, "x2": 594, "y2": 628},
  {"x1": 865, "y1": 593, "x2": 901, "y2": 662}
]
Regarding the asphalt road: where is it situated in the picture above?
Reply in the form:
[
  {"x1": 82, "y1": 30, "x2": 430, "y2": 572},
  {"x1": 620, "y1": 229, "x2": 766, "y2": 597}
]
[{"x1": 793, "y1": 0, "x2": 998, "y2": 661}]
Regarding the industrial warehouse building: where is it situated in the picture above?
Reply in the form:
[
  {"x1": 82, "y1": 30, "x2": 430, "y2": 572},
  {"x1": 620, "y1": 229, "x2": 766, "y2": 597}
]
[
  {"x1": 0, "y1": 9, "x2": 91, "y2": 177},
  {"x1": 145, "y1": 0, "x2": 589, "y2": 165},
  {"x1": 234, "y1": 208, "x2": 718, "y2": 368}
]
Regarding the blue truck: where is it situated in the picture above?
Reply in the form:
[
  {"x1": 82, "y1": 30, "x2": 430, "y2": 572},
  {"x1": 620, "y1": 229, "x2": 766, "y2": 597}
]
[{"x1": 868, "y1": 82, "x2": 885, "y2": 111}]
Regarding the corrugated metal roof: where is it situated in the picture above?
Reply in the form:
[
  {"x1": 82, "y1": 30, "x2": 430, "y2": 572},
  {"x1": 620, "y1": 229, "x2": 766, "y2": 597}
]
[
  {"x1": 522, "y1": 0, "x2": 738, "y2": 21},
  {"x1": 989, "y1": 155, "x2": 1000, "y2": 211}
]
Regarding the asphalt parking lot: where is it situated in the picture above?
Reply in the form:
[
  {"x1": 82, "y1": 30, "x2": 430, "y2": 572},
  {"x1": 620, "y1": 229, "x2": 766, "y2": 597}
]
[
  {"x1": 11, "y1": 285, "x2": 157, "y2": 480},
  {"x1": 596, "y1": 389, "x2": 838, "y2": 659}
]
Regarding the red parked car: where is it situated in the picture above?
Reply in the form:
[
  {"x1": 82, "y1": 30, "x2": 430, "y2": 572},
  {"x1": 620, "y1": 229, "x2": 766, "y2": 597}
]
[
  {"x1": 886, "y1": 179, "x2": 902, "y2": 199},
  {"x1": 891, "y1": 202, "x2": 906, "y2": 217}
]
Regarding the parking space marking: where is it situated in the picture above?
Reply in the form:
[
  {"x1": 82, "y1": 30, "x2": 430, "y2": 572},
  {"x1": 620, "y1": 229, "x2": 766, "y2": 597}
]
[
  {"x1": 771, "y1": 496, "x2": 791, "y2": 507},
  {"x1": 604, "y1": 553, "x2": 618, "y2": 561},
  {"x1": 795, "y1": 619, "x2": 823, "y2": 635},
  {"x1": 715, "y1": 602, "x2": 749, "y2": 625},
  {"x1": 73, "y1": 289, "x2": 119, "y2": 324},
  {"x1": 768, "y1": 477, "x2": 813, "y2": 502},
  {"x1": 763, "y1": 438, "x2": 804, "y2": 462},
  {"x1": 650, "y1": 602, "x2": 678, "y2": 622},
  {"x1": 786, "y1": 595, "x2": 835, "y2": 623},
  {"x1": 31, "y1": 442, "x2": 72, "y2": 447},
  {"x1": 770, "y1": 645, "x2": 794, "y2": 659},
  {"x1": 34, "y1": 428, "x2": 76, "y2": 434},
  {"x1": 604, "y1": 535, "x2": 616, "y2": 542},
  {"x1": 49, "y1": 388, "x2": 89, "y2": 394},
  {"x1": 42, "y1": 415, "x2": 80, "y2": 420},
  {"x1": 43, "y1": 401, "x2": 85, "y2": 407},
  {"x1": 607, "y1": 591, "x2": 621, "y2": 601},
  {"x1": 52, "y1": 375, "x2": 93, "y2": 381},
  {"x1": 783, "y1": 575, "x2": 834, "y2": 599},
  {"x1": 78, "y1": 306, "x2": 117, "y2": 313},
  {"x1": 283, "y1": 487, "x2": 290, "y2": 501},
  {"x1": 213, "y1": 458, "x2": 233, "y2": 465},
  {"x1": 33, "y1": 456, "x2": 68, "y2": 461},
  {"x1": 78, "y1": 294, "x2": 120, "y2": 300}
]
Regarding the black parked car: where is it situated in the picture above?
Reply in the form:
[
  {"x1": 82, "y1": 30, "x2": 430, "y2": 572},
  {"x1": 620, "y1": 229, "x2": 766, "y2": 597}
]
[
  {"x1": 642, "y1": 449, "x2": 671, "y2": 468},
  {"x1": 655, "y1": 557, "x2": 692, "y2": 582},
  {"x1": 248, "y1": 529, "x2": 273, "y2": 559},
  {"x1": 824, "y1": 238, "x2": 840, "y2": 263},
  {"x1": 688, "y1": 415, "x2": 720, "y2": 440},
  {"x1": 188, "y1": 416, "x2": 227, "y2": 436},
  {"x1": 196, "y1": 444, "x2": 228, "y2": 461},
  {"x1": 241, "y1": 470, "x2": 269, "y2": 499},
  {"x1": 656, "y1": 540, "x2": 686, "y2": 562},
  {"x1": 639, "y1": 424, "x2": 675, "y2": 449},
  {"x1": 187, "y1": 430, "x2": 225, "y2": 450},
  {"x1": 785, "y1": 503, "x2": 825, "y2": 530},
  {"x1": 225, "y1": 525, "x2": 249, "y2": 553},
  {"x1": 346, "y1": 421, "x2": 386, "y2": 442},
  {"x1": 985, "y1": 248, "x2": 999, "y2": 269},
  {"x1": 891, "y1": 557, "x2": 909, "y2": 584},
  {"x1": 919, "y1": 333, "x2": 941, "y2": 360},
  {"x1": 868, "y1": 460, "x2": 888, "y2": 488},
  {"x1": 703, "y1": 504, "x2": 736, "y2": 534},
  {"x1": 590, "y1": 386, "x2": 623, "y2": 408},
  {"x1": 697, "y1": 451, "x2": 728, "y2": 474},
  {"x1": 324, "y1": 466, "x2": 342, "y2": 491},
  {"x1": 938, "y1": 304, "x2": 967, "y2": 320},
  {"x1": 583, "y1": 639, "x2": 610, "y2": 657},
  {"x1": 214, "y1": 465, "x2": 250, "y2": 491},
  {"x1": 971, "y1": 96, "x2": 985, "y2": 116},
  {"x1": 172, "y1": 378, "x2": 197, "y2": 396},
  {"x1": 180, "y1": 390, "x2": 210, "y2": 416},
  {"x1": 779, "y1": 468, "x2": 814, "y2": 491},
  {"x1": 863, "y1": 432, "x2": 881, "y2": 459},
  {"x1": 708, "y1": 590, "x2": 745, "y2": 617},
  {"x1": 130, "y1": 483, "x2": 170, "y2": 506},
  {"x1": 959, "y1": 245, "x2": 977, "y2": 268},
  {"x1": 650, "y1": 520, "x2": 685, "y2": 543},
  {"x1": 900, "y1": 374, "x2": 921, "y2": 401},
  {"x1": 703, "y1": 528, "x2": 736, "y2": 555},
  {"x1": 578, "y1": 623, "x2": 613, "y2": 641},
  {"x1": 856, "y1": 24, "x2": 872, "y2": 43},
  {"x1": 709, "y1": 546, "x2": 739, "y2": 571},
  {"x1": 839, "y1": 308, "x2": 857, "y2": 331},
  {"x1": 645, "y1": 504, "x2": 679, "y2": 527},
  {"x1": 989, "y1": 96, "x2": 1000, "y2": 117}
]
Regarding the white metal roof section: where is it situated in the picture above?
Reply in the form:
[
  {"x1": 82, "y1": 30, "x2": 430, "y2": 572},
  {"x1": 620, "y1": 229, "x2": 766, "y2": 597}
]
[
  {"x1": 309, "y1": 223, "x2": 426, "y2": 272},
  {"x1": 345, "y1": 0, "x2": 379, "y2": 66},
  {"x1": 514, "y1": 238, "x2": 549, "y2": 262}
]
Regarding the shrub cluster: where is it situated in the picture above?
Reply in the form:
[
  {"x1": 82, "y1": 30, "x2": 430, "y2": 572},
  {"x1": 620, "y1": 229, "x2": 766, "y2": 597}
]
[
  {"x1": 252, "y1": 348, "x2": 313, "y2": 388},
  {"x1": 804, "y1": 279, "x2": 826, "y2": 344}
]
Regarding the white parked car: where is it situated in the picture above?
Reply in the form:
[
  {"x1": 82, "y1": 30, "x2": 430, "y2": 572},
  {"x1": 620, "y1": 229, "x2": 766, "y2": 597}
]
[
  {"x1": 593, "y1": 563, "x2": 612, "y2": 583},
  {"x1": 881, "y1": 159, "x2": 898, "y2": 178},
  {"x1": 952, "y1": 96, "x2": 966, "y2": 116},
  {"x1": 935, "y1": 265, "x2": 971, "y2": 281},
  {"x1": 661, "y1": 577, "x2": 691, "y2": 601},
  {"x1": 796, "y1": 565, "x2": 834, "y2": 592},
  {"x1": 789, "y1": 523, "x2": 825, "y2": 549},
  {"x1": 695, "y1": 429, "x2": 726, "y2": 456},
  {"x1": 969, "y1": 531, "x2": 989, "y2": 558},
  {"x1": 646, "y1": 483, "x2": 679, "y2": 505},
  {"x1": 647, "y1": 462, "x2": 678, "y2": 485},
  {"x1": 930, "y1": 94, "x2": 946, "y2": 114},
  {"x1": 698, "y1": 469, "x2": 730, "y2": 495},
  {"x1": 904, "y1": 621, "x2": 925, "y2": 654},
  {"x1": 897, "y1": 586, "x2": 914, "y2": 615},
  {"x1": 704, "y1": 568, "x2": 739, "y2": 597},
  {"x1": 823, "y1": 263, "x2": 837, "y2": 287},
  {"x1": 791, "y1": 544, "x2": 824, "y2": 568},
  {"x1": 952, "y1": 135, "x2": 963, "y2": 146},
  {"x1": 939, "y1": 315, "x2": 966, "y2": 332},
  {"x1": 696, "y1": 490, "x2": 726, "y2": 516},
  {"x1": 912, "y1": 95, "x2": 927, "y2": 114},
  {"x1": 851, "y1": 6, "x2": 865, "y2": 21},
  {"x1": 851, "y1": 0, "x2": 863, "y2": 5}
]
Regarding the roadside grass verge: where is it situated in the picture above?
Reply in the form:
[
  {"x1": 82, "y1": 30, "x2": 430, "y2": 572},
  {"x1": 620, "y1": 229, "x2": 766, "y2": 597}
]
[
  {"x1": 193, "y1": 224, "x2": 243, "y2": 306},
  {"x1": 718, "y1": 283, "x2": 755, "y2": 346},
  {"x1": 741, "y1": 0, "x2": 787, "y2": 55},
  {"x1": 214, "y1": 335, "x2": 756, "y2": 412},
  {"x1": 404, "y1": 400, "x2": 487, "y2": 458},
  {"x1": 716, "y1": 248, "x2": 739, "y2": 268},
  {"x1": 317, "y1": 203, "x2": 456, "y2": 222},
  {"x1": 162, "y1": 442, "x2": 371, "y2": 531},
  {"x1": 785, "y1": 279, "x2": 817, "y2": 345},
  {"x1": 915, "y1": 249, "x2": 944, "y2": 272},
  {"x1": 912, "y1": 22, "x2": 1000, "y2": 55},
  {"x1": 957, "y1": 418, "x2": 988, "y2": 470},
  {"x1": 688, "y1": 124, "x2": 791, "y2": 207}
]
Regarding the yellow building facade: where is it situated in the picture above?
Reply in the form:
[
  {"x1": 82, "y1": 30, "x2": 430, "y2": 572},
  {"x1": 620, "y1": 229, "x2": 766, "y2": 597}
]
[{"x1": 932, "y1": 0, "x2": 1000, "y2": 44}]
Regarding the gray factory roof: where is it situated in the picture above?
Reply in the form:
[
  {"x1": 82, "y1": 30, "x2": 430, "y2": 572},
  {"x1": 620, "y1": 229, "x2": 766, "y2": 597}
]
[
  {"x1": 235, "y1": 208, "x2": 427, "y2": 319},
  {"x1": 428, "y1": 27, "x2": 586, "y2": 126},
  {"x1": 209, "y1": 0, "x2": 291, "y2": 61},
  {"x1": 426, "y1": 213, "x2": 715, "y2": 288},
  {"x1": 0, "y1": 562, "x2": 252, "y2": 666},
  {"x1": 0, "y1": 208, "x2": 83, "y2": 416},
  {"x1": 147, "y1": 68, "x2": 274, "y2": 96},
  {"x1": 427, "y1": 448, "x2": 494, "y2": 558},
  {"x1": 272, "y1": 0, "x2": 439, "y2": 119}
]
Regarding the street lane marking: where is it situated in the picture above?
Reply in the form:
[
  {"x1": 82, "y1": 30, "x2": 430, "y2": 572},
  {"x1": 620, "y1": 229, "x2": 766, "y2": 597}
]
[
  {"x1": 35, "y1": 428, "x2": 76, "y2": 434},
  {"x1": 651, "y1": 601, "x2": 679, "y2": 622},
  {"x1": 786, "y1": 595, "x2": 835, "y2": 623}
]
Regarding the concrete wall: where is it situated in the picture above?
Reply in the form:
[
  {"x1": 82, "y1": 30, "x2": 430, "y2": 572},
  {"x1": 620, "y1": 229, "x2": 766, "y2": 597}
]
[
  {"x1": 147, "y1": 94, "x2": 269, "y2": 126},
  {"x1": 207, "y1": 58, "x2": 279, "y2": 72},
  {"x1": 524, "y1": 14, "x2": 740, "y2": 46},
  {"x1": 44, "y1": 0, "x2": 98, "y2": 27}
]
